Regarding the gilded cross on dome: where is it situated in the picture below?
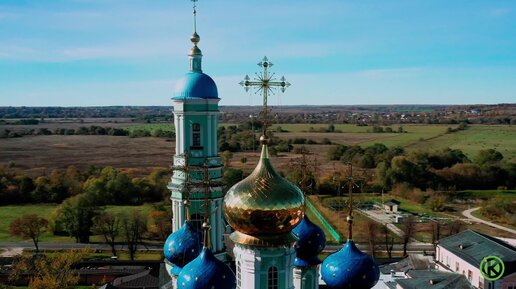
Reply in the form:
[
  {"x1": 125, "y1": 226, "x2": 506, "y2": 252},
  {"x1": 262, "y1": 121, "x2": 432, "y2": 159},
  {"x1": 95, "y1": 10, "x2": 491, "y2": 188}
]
[{"x1": 239, "y1": 56, "x2": 291, "y2": 136}]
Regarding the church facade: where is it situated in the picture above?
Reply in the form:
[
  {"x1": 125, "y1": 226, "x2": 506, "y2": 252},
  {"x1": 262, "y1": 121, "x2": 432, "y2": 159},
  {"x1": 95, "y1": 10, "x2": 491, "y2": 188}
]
[{"x1": 162, "y1": 2, "x2": 380, "y2": 289}]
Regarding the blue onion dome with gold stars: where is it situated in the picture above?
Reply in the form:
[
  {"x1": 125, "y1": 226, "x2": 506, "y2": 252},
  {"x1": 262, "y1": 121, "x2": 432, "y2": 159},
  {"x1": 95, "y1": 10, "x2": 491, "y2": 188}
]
[
  {"x1": 163, "y1": 220, "x2": 202, "y2": 275},
  {"x1": 177, "y1": 222, "x2": 236, "y2": 289},
  {"x1": 292, "y1": 215, "x2": 326, "y2": 267},
  {"x1": 321, "y1": 240, "x2": 380, "y2": 289},
  {"x1": 223, "y1": 137, "x2": 305, "y2": 246}
]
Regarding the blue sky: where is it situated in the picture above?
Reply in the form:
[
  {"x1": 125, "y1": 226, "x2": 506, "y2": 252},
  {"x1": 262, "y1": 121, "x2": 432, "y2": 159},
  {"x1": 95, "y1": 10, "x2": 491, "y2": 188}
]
[{"x1": 0, "y1": 0, "x2": 515, "y2": 106}]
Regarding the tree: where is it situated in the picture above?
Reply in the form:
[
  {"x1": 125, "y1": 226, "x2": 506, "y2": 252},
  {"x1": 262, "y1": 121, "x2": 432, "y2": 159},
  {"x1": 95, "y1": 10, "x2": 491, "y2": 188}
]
[
  {"x1": 431, "y1": 220, "x2": 442, "y2": 246},
  {"x1": 9, "y1": 215, "x2": 48, "y2": 254},
  {"x1": 382, "y1": 224, "x2": 394, "y2": 259},
  {"x1": 223, "y1": 168, "x2": 244, "y2": 189},
  {"x1": 53, "y1": 194, "x2": 101, "y2": 243},
  {"x1": 476, "y1": 149, "x2": 503, "y2": 165},
  {"x1": 366, "y1": 220, "x2": 379, "y2": 257},
  {"x1": 148, "y1": 210, "x2": 172, "y2": 240},
  {"x1": 401, "y1": 215, "x2": 416, "y2": 257},
  {"x1": 9, "y1": 249, "x2": 89, "y2": 289},
  {"x1": 121, "y1": 211, "x2": 148, "y2": 261},
  {"x1": 447, "y1": 220, "x2": 464, "y2": 236},
  {"x1": 221, "y1": 150, "x2": 233, "y2": 168},
  {"x1": 92, "y1": 212, "x2": 120, "y2": 257},
  {"x1": 427, "y1": 194, "x2": 446, "y2": 212}
]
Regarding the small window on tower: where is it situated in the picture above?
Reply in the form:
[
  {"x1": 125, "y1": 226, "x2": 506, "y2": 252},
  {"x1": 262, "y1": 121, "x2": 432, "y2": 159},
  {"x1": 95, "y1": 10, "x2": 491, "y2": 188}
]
[
  {"x1": 237, "y1": 261, "x2": 241, "y2": 289},
  {"x1": 192, "y1": 123, "x2": 201, "y2": 147}
]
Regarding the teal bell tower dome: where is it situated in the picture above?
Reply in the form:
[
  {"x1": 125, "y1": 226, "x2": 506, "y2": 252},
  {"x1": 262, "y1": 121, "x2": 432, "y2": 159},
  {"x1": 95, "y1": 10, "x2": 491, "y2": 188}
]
[
  {"x1": 173, "y1": 26, "x2": 218, "y2": 100},
  {"x1": 168, "y1": 0, "x2": 226, "y2": 262}
]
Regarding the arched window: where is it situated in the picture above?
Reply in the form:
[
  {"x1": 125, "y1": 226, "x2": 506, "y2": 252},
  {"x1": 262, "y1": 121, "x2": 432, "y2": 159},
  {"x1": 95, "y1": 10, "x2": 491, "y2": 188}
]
[
  {"x1": 190, "y1": 213, "x2": 203, "y2": 232},
  {"x1": 268, "y1": 266, "x2": 278, "y2": 289},
  {"x1": 304, "y1": 273, "x2": 312, "y2": 288},
  {"x1": 192, "y1": 123, "x2": 201, "y2": 147}
]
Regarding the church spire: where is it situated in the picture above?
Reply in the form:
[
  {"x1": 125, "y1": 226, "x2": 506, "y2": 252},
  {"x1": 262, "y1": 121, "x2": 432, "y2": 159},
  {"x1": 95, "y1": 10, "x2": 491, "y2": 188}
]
[{"x1": 189, "y1": 0, "x2": 202, "y2": 72}]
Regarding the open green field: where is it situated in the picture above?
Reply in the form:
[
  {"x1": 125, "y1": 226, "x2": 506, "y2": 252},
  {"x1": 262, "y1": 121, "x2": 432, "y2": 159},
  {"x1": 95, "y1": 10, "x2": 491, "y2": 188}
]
[
  {"x1": 270, "y1": 124, "x2": 515, "y2": 162},
  {"x1": 0, "y1": 204, "x2": 156, "y2": 242},
  {"x1": 22, "y1": 249, "x2": 163, "y2": 261},
  {"x1": 407, "y1": 125, "x2": 516, "y2": 162},
  {"x1": 271, "y1": 124, "x2": 452, "y2": 147},
  {"x1": 124, "y1": 123, "x2": 175, "y2": 134}
]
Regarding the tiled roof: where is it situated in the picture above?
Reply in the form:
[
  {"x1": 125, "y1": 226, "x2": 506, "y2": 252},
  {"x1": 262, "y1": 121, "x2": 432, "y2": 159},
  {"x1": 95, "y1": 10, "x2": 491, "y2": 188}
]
[
  {"x1": 380, "y1": 254, "x2": 433, "y2": 274},
  {"x1": 98, "y1": 284, "x2": 117, "y2": 289},
  {"x1": 396, "y1": 270, "x2": 473, "y2": 289},
  {"x1": 112, "y1": 269, "x2": 159, "y2": 289},
  {"x1": 438, "y1": 229, "x2": 516, "y2": 271},
  {"x1": 384, "y1": 199, "x2": 400, "y2": 206}
]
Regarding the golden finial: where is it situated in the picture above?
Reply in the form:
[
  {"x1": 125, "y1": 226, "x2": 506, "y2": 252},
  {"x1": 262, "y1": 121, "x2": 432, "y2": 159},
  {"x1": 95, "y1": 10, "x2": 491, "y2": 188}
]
[{"x1": 202, "y1": 221, "x2": 211, "y2": 249}]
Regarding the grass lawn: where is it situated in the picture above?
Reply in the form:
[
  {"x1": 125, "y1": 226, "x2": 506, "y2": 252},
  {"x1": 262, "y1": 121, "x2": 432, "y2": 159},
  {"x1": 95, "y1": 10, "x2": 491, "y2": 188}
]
[
  {"x1": 471, "y1": 207, "x2": 516, "y2": 230},
  {"x1": 124, "y1": 123, "x2": 175, "y2": 134},
  {"x1": 319, "y1": 194, "x2": 438, "y2": 216},
  {"x1": 305, "y1": 201, "x2": 339, "y2": 243},
  {"x1": 361, "y1": 124, "x2": 451, "y2": 147},
  {"x1": 0, "y1": 203, "x2": 157, "y2": 242},
  {"x1": 407, "y1": 125, "x2": 516, "y2": 162},
  {"x1": 246, "y1": 124, "x2": 515, "y2": 163},
  {"x1": 0, "y1": 204, "x2": 69, "y2": 242},
  {"x1": 309, "y1": 195, "x2": 401, "y2": 244},
  {"x1": 23, "y1": 249, "x2": 164, "y2": 261}
]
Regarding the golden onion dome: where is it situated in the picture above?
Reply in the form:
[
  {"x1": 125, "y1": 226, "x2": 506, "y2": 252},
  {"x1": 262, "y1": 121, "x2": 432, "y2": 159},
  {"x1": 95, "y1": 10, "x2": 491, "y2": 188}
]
[{"x1": 223, "y1": 138, "x2": 305, "y2": 243}]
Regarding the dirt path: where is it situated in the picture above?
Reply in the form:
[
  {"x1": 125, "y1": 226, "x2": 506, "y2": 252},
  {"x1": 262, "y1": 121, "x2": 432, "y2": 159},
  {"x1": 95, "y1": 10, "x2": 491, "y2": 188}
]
[
  {"x1": 462, "y1": 207, "x2": 516, "y2": 236},
  {"x1": 0, "y1": 247, "x2": 23, "y2": 257}
]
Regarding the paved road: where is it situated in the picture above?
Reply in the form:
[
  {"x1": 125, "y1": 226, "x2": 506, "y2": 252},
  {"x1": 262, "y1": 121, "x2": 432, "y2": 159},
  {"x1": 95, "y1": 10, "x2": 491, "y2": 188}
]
[
  {"x1": 324, "y1": 243, "x2": 434, "y2": 253},
  {"x1": 0, "y1": 242, "x2": 163, "y2": 250},
  {"x1": 462, "y1": 207, "x2": 516, "y2": 235},
  {"x1": 0, "y1": 242, "x2": 433, "y2": 254}
]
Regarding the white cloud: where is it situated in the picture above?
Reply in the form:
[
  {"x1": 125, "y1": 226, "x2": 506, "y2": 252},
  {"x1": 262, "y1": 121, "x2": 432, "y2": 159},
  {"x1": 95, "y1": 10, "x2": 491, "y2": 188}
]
[{"x1": 60, "y1": 40, "x2": 184, "y2": 60}]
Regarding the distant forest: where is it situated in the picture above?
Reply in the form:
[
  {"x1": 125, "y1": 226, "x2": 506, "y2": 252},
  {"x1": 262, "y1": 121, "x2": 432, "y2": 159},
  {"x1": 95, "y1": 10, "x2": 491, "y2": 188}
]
[{"x1": 0, "y1": 103, "x2": 515, "y2": 124}]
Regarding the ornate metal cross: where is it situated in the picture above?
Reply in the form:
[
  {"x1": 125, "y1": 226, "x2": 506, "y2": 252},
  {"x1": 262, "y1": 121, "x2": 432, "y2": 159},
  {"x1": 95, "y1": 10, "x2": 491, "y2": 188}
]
[{"x1": 239, "y1": 56, "x2": 291, "y2": 135}]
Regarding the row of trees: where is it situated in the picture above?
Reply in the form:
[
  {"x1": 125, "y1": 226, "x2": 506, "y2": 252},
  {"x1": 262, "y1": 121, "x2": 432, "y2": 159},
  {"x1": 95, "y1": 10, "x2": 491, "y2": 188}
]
[
  {"x1": 376, "y1": 148, "x2": 516, "y2": 191},
  {"x1": 0, "y1": 165, "x2": 170, "y2": 205},
  {"x1": 328, "y1": 143, "x2": 405, "y2": 168},
  {"x1": 0, "y1": 125, "x2": 175, "y2": 139},
  {"x1": 9, "y1": 206, "x2": 171, "y2": 259},
  {"x1": 364, "y1": 216, "x2": 464, "y2": 258},
  {"x1": 2, "y1": 104, "x2": 513, "y2": 124},
  {"x1": 327, "y1": 143, "x2": 515, "y2": 191}
]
